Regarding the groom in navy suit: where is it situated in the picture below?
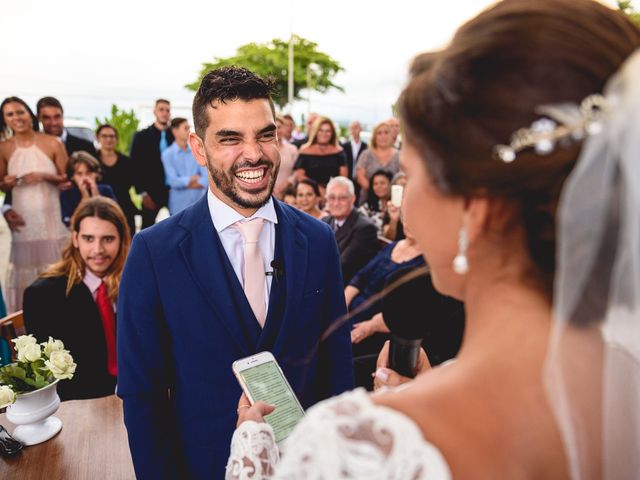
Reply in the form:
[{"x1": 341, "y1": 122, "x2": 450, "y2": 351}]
[{"x1": 117, "y1": 67, "x2": 354, "y2": 479}]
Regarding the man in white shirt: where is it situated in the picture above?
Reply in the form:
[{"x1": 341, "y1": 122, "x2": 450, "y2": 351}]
[
  {"x1": 341, "y1": 121, "x2": 368, "y2": 191},
  {"x1": 322, "y1": 177, "x2": 379, "y2": 285},
  {"x1": 117, "y1": 66, "x2": 354, "y2": 480},
  {"x1": 387, "y1": 116, "x2": 402, "y2": 149}
]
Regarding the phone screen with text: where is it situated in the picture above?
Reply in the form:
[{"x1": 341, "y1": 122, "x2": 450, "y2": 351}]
[{"x1": 238, "y1": 361, "x2": 305, "y2": 443}]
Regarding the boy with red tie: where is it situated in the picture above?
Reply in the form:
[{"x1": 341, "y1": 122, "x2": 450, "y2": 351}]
[{"x1": 23, "y1": 197, "x2": 131, "y2": 400}]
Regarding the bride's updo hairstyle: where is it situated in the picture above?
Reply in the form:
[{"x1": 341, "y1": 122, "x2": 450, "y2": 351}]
[{"x1": 398, "y1": 0, "x2": 640, "y2": 283}]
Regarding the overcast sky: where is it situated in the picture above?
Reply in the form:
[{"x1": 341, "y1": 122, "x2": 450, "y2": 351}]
[{"x1": 1, "y1": 0, "x2": 619, "y2": 128}]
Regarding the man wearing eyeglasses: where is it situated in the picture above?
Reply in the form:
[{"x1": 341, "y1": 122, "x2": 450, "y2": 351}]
[{"x1": 323, "y1": 177, "x2": 379, "y2": 285}]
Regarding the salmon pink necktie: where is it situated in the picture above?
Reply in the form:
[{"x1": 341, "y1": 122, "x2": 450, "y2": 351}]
[{"x1": 234, "y1": 219, "x2": 267, "y2": 327}]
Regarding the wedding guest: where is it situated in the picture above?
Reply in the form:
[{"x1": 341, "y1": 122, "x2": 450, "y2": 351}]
[
  {"x1": 292, "y1": 112, "x2": 318, "y2": 148},
  {"x1": 295, "y1": 178, "x2": 324, "y2": 219},
  {"x1": 23, "y1": 197, "x2": 131, "y2": 401},
  {"x1": 160, "y1": 117, "x2": 207, "y2": 215},
  {"x1": 0, "y1": 97, "x2": 69, "y2": 313},
  {"x1": 96, "y1": 124, "x2": 139, "y2": 233},
  {"x1": 341, "y1": 120, "x2": 368, "y2": 181},
  {"x1": 130, "y1": 99, "x2": 173, "y2": 229},
  {"x1": 386, "y1": 116, "x2": 401, "y2": 148},
  {"x1": 356, "y1": 121, "x2": 400, "y2": 204},
  {"x1": 60, "y1": 151, "x2": 116, "y2": 226},
  {"x1": 322, "y1": 177, "x2": 378, "y2": 285},
  {"x1": 226, "y1": 1, "x2": 640, "y2": 478},
  {"x1": 346, "y1": 226, "x2": 426, "y2": 389},
  {"x1": 37, "y1": 97, "x2": 97, "y2": 157},
  {"x1": 359, "y1": 169, "x2": 392, "y2": 236},
  {"x1": 282, "y1": 114, "x2": 296, "y2": 143},
  {"x1": 382, "y1": 172, "x2": 408, "y2": 242},
  {"x1": 1, "y1": 96, "x2": 94, "y2": 238},
  {"x1": 282, "y1": 187, "x2": 297, "y2": 207},
  {"x1": 294, "y1": 116, "x2": 347, "y2": 191},
  {"x1": 273, "y1": 114, "x2": 298, "y2": 199}
]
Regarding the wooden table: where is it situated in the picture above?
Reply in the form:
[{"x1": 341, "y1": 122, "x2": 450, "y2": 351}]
[{"x1": 0, "y1": 395, "x2": 135, "y2": 479}]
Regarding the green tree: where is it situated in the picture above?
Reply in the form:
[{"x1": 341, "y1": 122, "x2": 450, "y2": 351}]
[
  {"x1": 619, "y1": 0, "x2": 640, "y2": 26},
  {"x1": 186, "y1": 35, "x2": 344, "y2": 109},
  {"x1": 95, "y1": 104, "x2": 139, "y2": 154}
]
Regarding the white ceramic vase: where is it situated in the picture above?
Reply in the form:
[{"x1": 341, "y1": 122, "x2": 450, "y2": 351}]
[{"x1": 6, "y1": 379, "x2": 62, "y2": 445}]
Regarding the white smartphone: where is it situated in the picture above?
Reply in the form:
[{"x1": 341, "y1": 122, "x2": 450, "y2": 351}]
[
  {"x1": 391, "y1": 184, "x2": 404, "y2": 207},
  {"x1": 232, "y1": 351, "x2": 305, "y2": 444}
]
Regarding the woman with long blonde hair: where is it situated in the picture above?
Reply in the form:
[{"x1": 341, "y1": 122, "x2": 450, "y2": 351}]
[{"x1": 356, "y1": 121, "x2": 400, "y2": 204}]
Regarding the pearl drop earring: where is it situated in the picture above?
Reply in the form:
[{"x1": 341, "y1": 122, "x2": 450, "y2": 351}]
[{"x1": 452, "y1": 226, "x2": 469, "y2": 275}]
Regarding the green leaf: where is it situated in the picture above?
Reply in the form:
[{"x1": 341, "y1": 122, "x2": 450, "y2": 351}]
[
  {"x1": 186, "y1": 34, "x2": 344, "y2": 110},
  {"x1": 2, "y1": 364, "x2": 26, "y2": 380}
]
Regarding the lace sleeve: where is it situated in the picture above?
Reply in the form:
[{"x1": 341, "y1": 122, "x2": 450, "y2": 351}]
[
  {"x1": 226, "y1": 421, "x2": 280, "y2": 480},
  {"x1": 274, "y1": 389, "x2": 452, "y2": 480},
  {"x1": 226, "y1": 389, "x2": 451, "y2": 480}
]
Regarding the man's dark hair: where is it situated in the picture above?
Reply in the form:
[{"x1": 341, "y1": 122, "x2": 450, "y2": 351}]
[
  {"x1": 170, "y1": 117, "x2": 188, "y2": 130},
  {"x1": 192, "y1": 66, "x2": 275, "y2": 138},
  {"x1": 36, "y1": 96, "x2": 63, "y2": 115},
  {"x1": 155, "y1": 98, "x2": 170, "y2": 107}
]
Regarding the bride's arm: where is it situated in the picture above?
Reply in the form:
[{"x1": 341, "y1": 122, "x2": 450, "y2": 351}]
[
  {"x1": 227, "y1": 389, "x2": 451, "y2": 480},
  {"x1": 226, "y1": 397, "x2": 279, "y2": 480}
]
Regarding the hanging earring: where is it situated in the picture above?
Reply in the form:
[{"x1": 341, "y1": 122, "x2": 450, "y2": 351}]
[{"x1": 452, "y1": 226, "x2": 469, "y2": 275}]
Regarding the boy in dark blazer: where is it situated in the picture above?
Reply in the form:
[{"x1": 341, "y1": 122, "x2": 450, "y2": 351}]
[{"x1": 23, "y1": 197, "x2": 131, "y2": 401}]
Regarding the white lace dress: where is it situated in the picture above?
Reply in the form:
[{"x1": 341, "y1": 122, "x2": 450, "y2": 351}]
[{"x1": 226, "y1": 388, "x2": 451, "y2": 480}]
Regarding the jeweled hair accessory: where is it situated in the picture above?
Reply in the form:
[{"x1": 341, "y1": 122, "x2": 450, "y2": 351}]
[{"x1": 493, "y1": 94, "x2": 608, "y2": 163}]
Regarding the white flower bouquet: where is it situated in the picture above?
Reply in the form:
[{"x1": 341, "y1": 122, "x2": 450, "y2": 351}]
[{"x1": 0, "y1": 335, "x2": 76, "y2": 408}]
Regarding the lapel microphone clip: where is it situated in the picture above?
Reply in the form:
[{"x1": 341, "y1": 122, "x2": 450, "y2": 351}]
[{"x1": 266, "y1": 260, "x2": 284, "y2": 281}]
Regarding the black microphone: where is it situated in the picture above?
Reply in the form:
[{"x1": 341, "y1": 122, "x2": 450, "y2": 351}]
[
  {"x1": 267, "y1": 260, "x2": 284, "y2": 281},
  {"x1": 381, "y1": 267, "x2": 431, "y2": 378}
]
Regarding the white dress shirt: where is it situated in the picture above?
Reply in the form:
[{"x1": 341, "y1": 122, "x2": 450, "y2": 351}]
[
  {"x1": 350, "y1": 139, "x2": 363, "y2": 178},
  {"x1": 83, "y1": 268, "x2": 117, "y2": 311},
  {"x1": 207, "y1": 189, "x2": 278, "y2": 312},
  {"x1": 83, "y1": 269, "x2": 102, "y2": 301}
]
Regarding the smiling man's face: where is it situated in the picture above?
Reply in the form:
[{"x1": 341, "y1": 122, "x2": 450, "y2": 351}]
[{"x1": 190, "y1": 98, "x2": 280, "y2": 217}]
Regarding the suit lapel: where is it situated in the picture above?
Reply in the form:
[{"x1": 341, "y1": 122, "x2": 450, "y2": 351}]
[
  {"x1": 177, "y1": 196, "x2": 250, "y2": 356},
  {"x1": 335, "y1": 208, "x2": 357, "y2": 245},
  {"x1": 265, "y1": 200, "x2": 308, "y2": 354}
]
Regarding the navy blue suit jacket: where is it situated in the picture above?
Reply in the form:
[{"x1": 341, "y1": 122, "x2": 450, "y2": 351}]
[{"x1": 117, "y1": 195, "x2": 353, "y2": 479}]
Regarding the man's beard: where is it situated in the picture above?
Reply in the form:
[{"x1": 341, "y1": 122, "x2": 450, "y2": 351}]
[{"x1": 204, "y1": 152, "x2": 280, "y2": 209}]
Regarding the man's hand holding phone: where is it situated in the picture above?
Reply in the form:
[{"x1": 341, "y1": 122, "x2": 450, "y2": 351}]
[{"x1": 235, "y1": 393, "x2": 275, "y2": 427}]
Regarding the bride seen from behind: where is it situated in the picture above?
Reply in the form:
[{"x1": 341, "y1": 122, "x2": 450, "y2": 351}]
[{"x1": 227, "y1": 0, "x2": 640, "y2": 478}]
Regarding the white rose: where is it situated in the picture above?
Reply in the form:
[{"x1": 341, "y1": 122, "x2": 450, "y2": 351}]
[
  {"x1": 45, "y1": 350, "x2": 77, "y2": 380},
  {"x1": 12, "y1": 334, "x2": 37, "y2": 352},
  {"x1": 17, "y1": 342, "x2": 42, "y2": 363},
  {"x1": 0, "y1": 385, "x2": 15, "y2": 408},
  {"x1": 41, "y1": 337, "x2": 65, "y2": 357}
]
